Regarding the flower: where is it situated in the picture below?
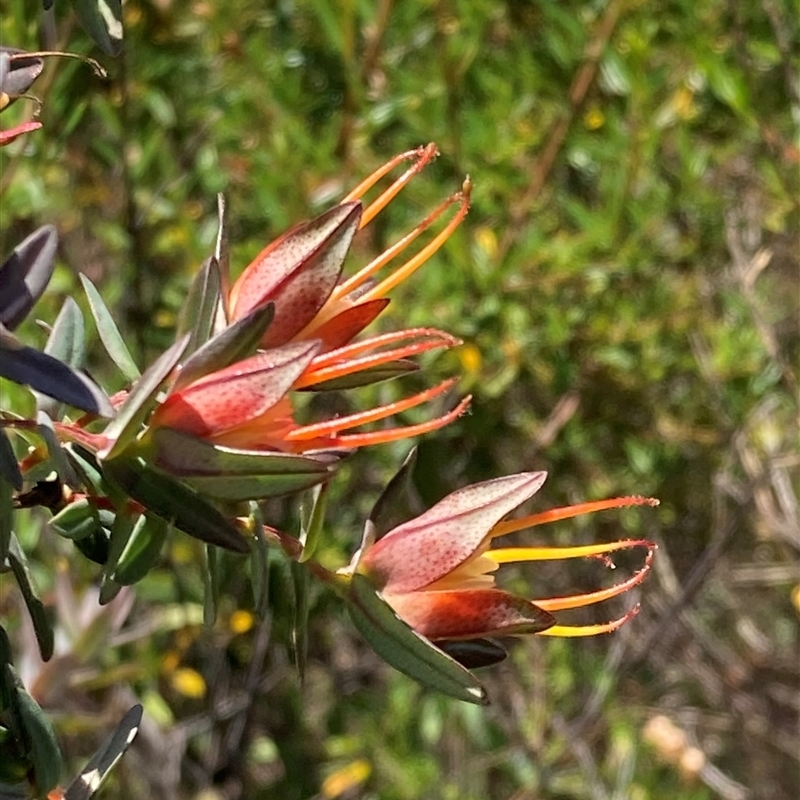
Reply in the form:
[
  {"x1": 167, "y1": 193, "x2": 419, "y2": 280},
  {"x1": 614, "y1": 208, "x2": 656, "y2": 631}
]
[
  {"x1": 350, "y1": 472, "x2": 657, "y2": 641},
  {"x1": 228, "y1": 144, "x2": 470, "y2": 355},
  {"x1": 147, "y1": 337, "x2": 470, "y2": 453}
]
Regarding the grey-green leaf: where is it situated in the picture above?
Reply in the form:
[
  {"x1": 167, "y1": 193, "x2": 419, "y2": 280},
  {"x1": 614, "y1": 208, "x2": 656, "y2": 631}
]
[
  {"x1": 176, "y1": 256, "x2": 221, "y2": 357},
  {"x1": 80, "y1": 274, "x2": 140, "y2": 383},
  {"x1": 100, "y1": 334, "x2": 189, "y2": 461}
]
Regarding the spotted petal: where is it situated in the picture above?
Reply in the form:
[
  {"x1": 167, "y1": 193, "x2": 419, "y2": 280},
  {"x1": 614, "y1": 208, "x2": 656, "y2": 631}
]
[
  {"x1": 230, "y1": 202, "x2": 362, "y2": 346},
  {"x1": 150, "y1": 340, "x2": 320, "y2": 437},
  {"x1": 385, "y1": 589, "x2": 556, "y2": 640},
  {"x1": 359, "y1": 472, "x2": 547, "y2": 593}
]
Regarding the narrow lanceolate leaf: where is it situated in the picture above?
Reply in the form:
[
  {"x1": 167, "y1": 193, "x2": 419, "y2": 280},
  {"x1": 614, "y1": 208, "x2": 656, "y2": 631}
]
[
  {"x1": 74, "y1": 0, "x2": 123, "y2": 56},
  {"x1": 203, "y1": 544, "x2": 219, "y2": 626},
  {"x1": 291, "y1": 560, "x2": 309, "y2": 680},
  {"x1": 80, "y1": 274, "x2": 140, "y2": 383},
  {"x1": 0, "y1": 327, "x2": 114, "y2": 418},
  {"x1": 0, "y1": 426, "x2": 23, "y2": 491},
  {"x1": 0, "y1": 469, "x2": 14, "y2": 562},
  {"x1": 215, "y1": 193, "x2": 231, "y2": 316},
  {"x1": 100, "y1": 334, "x2": 189, "y2": 461},
  {"x1": 250, "y1": 503, "x2": 270, "y2": 617},
  {"x1": 367, "y1": 446, "x2": 419, "y2": 544},
  {"x1": 3, "y1": 664, "x2": 63, "y2": 796},
  {"x1": 35, "y1": 296, "x2": 86, "y2": 417},
  {"x1": 100, "y1": 505, "x2": 137, "y2": 603},
  {"x1": 112, "y1": 514, "x2": 167, "y2": 585},
  {"x1": 347, "y1": 574, "x2": 488, "y2": 705},
  {"x1": 63, "y1": 704, "x2": 143, "y2": 800},
  {"x1": 7, "y1": 535, "x2": 54, "y2": 661},
  {"x1": 170, "y1": 302, "x2": 275, "y2": 393},
  {"x1": 149, "y1": 428, "x2": 340, "y2": 501},
  {"x1": 0, "y1": 225, "x2": 57, "y2": 330},
  {"x1": 176, "y1": 256, "x2": 221, "y2": 356},
  {"x1": 103, "y1": 456, "x2": 249, "y2": 553},
  {"x1": 298, "y1": 483, "x2": 329, "y2": 563}
]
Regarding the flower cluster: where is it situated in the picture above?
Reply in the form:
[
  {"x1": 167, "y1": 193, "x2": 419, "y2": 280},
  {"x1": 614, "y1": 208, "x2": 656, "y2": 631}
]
[{"x1": 2, "y1": 54, "x2": 658, "y2": 789}]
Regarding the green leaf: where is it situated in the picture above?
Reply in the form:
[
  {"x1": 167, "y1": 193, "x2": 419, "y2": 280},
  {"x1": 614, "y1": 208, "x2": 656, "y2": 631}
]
[
  {"x1": 7, "y1": 535, "x2": 54, "y2": 661},
  {"x1": 170, "y1": 302, "x2": 274, "y2": 393},
  {"x1": 100, "y1": 334, "x2": 189, "y2": 461},
  {"x1": 298, "y1": 483, "x2": 329, "y2": 563},
  {"x1": 112, "y1": 514, "x2": 167, "y2": 585},
  {"x1": 35, "y1": 296, "x2": 86, "y2": 418},
  {"x1": 203, "y1": 544, "x2": 220, "y2": 626},
  {"x1": 99, "y1": 506, "x2": 137, "y2": 604},
  {"x1": 176, "y1": 256, "x2": 221, "y2": 357},
  {"x1": 2, "y1": 664, "x2": 63, "y2": 795},
  {"x1": 149, "y1": 428, "x2": 340, "y2": 501},
  {"x1": 367, "y1": 446, "x2": 419, "y2": 542},
  {"x1": 0, "y1": 472, "x2": 13, "y2": 562},
  {"x1": 80, "y1": 274, "x2": 140, "y2": 383},
  {"x1": 50, "y1": 498, "x2": 113, "y2": 541},
  {"x1": 63, "y1": 704, "x2": 142, "y2": 800},
  {"x1": 347, "y1": 574, "x2": 488, "y2": 705},
  {"x1": 73, "y1": 0, "x2": 123, "y2": 57},
  {"x1": 291, "y1": 560, "x2": 309, "y2": 680},
  {"x1": 215, "y1": 194, "x2": 231, "y2": 318},
  {"x1": 250, "y1": 503, "x2": 270, "y2": 617},
  {"x1": 0, "y1": 427, "x2": 22, "y2": 492},
  {"x1": 103, "y1": 455, "x2": 249, "y2": 553}
]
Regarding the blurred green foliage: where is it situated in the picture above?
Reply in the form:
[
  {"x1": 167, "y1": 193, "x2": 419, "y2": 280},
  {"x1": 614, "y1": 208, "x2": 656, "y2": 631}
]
[{"x1": 1, "y1": 0, "x2": 797, "y2": 798}]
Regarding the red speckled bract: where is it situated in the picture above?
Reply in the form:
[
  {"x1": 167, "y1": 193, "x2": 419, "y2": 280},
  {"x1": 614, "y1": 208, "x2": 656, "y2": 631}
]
[
  {"x1": 230, "y1": 202, "x2": 362, "y2": 346},
  {"x1": 151, "y1": 340, "x2": 320, "y2": 437},
  {"x1": 359, "y1": 471, "x2": 548, "y2": 593},
  {"x1": 385, "y1": 588, "x2": 556, "y2": 640}
]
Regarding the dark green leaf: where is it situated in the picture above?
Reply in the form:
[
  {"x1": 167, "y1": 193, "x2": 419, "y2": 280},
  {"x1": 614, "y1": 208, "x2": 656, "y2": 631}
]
[
  {"x1": 50, "y1": 498, "x2": 112, "y2": 541},
  {"x1": 298, "y1": 483, "x2": 329, "y2": 563},
  {"x1": 3, "y1": 664, "x2": 63, "y2": 795},
  {"x1": 437, "y1": 639, "x2": 507, "y2": 669},
  {"x1": 73, "y1": 0, "x2": 123, "y2": 57},
  {"x1": 103, "y1": 455, "x2": 249, "y2": 553},
  {"x1": 250, "y1": 503, "x2": 270, "y2": 617},
  {"x1": 0, "y1": 428, "x2": 22, "y2": 492},
  {"x1": 63, "y1": 704, "x2": 142, "y2": 800},
  {"x1": 7, "y1": 535, "x2": 54, "y2": 661},
  {"x1": 0, "y1": 225, "x2": 57, "y2": 331},
  {"x1": 347, "y1": 574, "x2": 488, "y2": 705},
  {"x1": 112, "y1": 514, "x2": 167, "y2": 585},
  {"x1": 367, "y1": 446, "x2": 419, "y2": 542}
]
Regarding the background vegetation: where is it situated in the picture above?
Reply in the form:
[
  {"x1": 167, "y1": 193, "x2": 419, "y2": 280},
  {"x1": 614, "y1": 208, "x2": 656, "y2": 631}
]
[{"x1": 1, "y1": 0, "x2": 798, "y2": 798}]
